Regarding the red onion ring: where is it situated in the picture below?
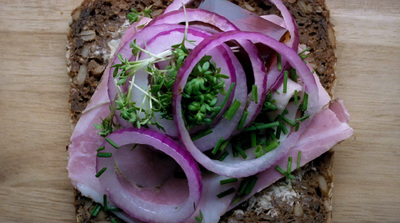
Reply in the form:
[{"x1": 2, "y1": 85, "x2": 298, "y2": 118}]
[
  {"x1": 266, "y1": 0, "x2": 301, "y2": 91},
  {"x1": 173, "y1": 31, "x2": 319, "y2": 178},
  {"x1": 96, "y1": 128, "x2": 202, "y2": 223},
  {"x1": 163, "y1": 0, "x2": 194, "y2": 14},
  {"x1": 107, "y1": 25, "x2": 240, "y2": 139}
]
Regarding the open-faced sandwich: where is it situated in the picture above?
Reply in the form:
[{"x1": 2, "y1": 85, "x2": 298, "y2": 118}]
[{"x1": 66, "y1": 0, "x2": 353, "y2": 222}]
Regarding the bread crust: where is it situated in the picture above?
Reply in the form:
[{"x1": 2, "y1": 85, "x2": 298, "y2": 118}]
[{"x1": 66, "y1": 1, "x2": 337, "y2": 222}]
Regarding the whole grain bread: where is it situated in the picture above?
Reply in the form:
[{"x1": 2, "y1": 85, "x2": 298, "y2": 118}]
[{"x1": 66, "y1": 0, "x2": 337, "y2": 222}]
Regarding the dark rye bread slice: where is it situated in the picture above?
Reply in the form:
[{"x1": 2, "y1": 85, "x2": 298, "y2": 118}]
[{"x1": 66, "y1": 0, "x2": 337, "y2": 222}]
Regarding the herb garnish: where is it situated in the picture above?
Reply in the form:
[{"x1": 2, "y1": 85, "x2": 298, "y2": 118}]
[
  {"x1": 127, "y1": 6, "x2": 153, "y2": 24},
  {"x1": 195, "y1": 209, "x2": 204, "y2": 223},
  {"x1": 96, "y1": 16, "x2": 229, "y2": 135}
]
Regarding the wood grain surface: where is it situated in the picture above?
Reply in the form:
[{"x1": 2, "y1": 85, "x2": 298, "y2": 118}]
[{"x1": 0, "y1": 0, "x2": 399, "y2": 222}]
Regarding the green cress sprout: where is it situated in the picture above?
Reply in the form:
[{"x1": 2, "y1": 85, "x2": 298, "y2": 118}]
[
  {"x1": 96, "y1": 19, "x2": 228, "y2": 136},
  {"x1": 127, "y1": 6, "x2": 153, "y2": 24}
]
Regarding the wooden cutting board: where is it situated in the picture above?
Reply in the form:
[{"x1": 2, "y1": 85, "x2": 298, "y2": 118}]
[{"x1": 0, "y1": 0, "x2": 399, "y2": 222}]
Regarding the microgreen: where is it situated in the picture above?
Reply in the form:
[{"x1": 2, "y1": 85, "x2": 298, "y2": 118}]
[
  {"x1": 127, "y1": 6, "x2": 153, "y2": 24},
  {"x1": 182, "y1": 55, "x2": 229, "y2": 128},
  {"x1": 102, "y1": 15, "x2": 228, "y2": 133}
]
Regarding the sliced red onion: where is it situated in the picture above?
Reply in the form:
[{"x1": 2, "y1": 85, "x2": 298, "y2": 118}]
[
  {"x1": 228, "y1": 100, "x2": 353, "y2": 209},
  {"x1": 266, "y1": 0, "x2": 300, "y2": 91},
  {"x1": 163, "y1": 0, "x2": 194, "y2": 14},
  {"x1": 199, "y1": 0, "x2": 287, "y2": 41},
  {"x1": 107, "y1": 25, "x2": 240, "y2": 138},
  {"x1": 193, "y1": 42, "x2": 247, "y2": 152},
  {"x1": 173, "y1": 31, "x2": 319, "y2": 178},
  {"x1": 106, "y1": 25, "x2": 210, "y2": 131},
  {"x1": 149, "y1": 8, "x2": 240, "y2": 32},
  {"x1": 145, "y1": 8, "x2": 270, "y2": 129},
  {"x1": 96, "y1": 128, "x2": 202, "y2": 223},
  {"x1": 138, "y1": 27, "x2": 236, "y2": 138}
]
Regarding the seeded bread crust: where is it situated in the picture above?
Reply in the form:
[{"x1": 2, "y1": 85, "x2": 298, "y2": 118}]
[{"x1": 66, "y1": 0, "x2": 337, "y2": 222}]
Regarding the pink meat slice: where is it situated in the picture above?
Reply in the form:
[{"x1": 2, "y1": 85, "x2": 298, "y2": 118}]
[{"x1": 227, "y1": 99, "x2": 354, "y2": 210}]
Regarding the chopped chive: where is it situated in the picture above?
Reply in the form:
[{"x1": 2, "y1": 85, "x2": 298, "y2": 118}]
[
  {"x1": 238, "y1": 179, "x2": 250, "y2": 196},
  {"x1": 283, "y1": 71, "x2": 288, "y2": 94},
  {"x1": 302, "y1": 93, "x2": 309, "y2": 111},
  {"x1": 97, "y1": 146, "x2": 105, "y2": 152},
  {"x1": 97, "y1": 152, "x2": 112, "y2": 158},
  {"x1": 107, "y1": 206, "x2": 123, "y2": 212},
  {"x1": 294, "y1": 122, "x2": 300, "y2": 131},
  {"x1": 287, "y1": 157, "x2": 293, "y2": 173},
  {"x1": 282, "y1": 108, "x2": 289, "y2": 116},
  {"x1": 264, "y1": 141, "x2": 279, "y2": 153},
  {"x1": 223, "y1": 99, "x2": 241, "y2": 121},
  {"x1": 103, "y1": 194, "x2": 108, "y2": 210},
  {"x1": 195, "y1": 210, "x2": 204, "y2": 223},
  {"x1": 280, "y1": 123, "x2": 289, "y2": 135},
  {"x1": 110, "y1": 217, "x2": 118, "y2": 223},
  {"x1": 212, "y1": 137, "x2": 225, "y2": 155},
  {"x1": 264, "y1": 102, "x2": 278, "y2": 111},
  {"x1": 218, "y1": 151, "x2": 229, "y2": 161},
  {"x1": 192, "y1": 129, "x2": 213, "y2": 141},
  {"x1": 237, "y1": 110, "x2": 249, "y2": 130},
  {"x1": 298, "y1": 47, "x2": 311, "y2": 55},
  {"x1": 95, "y1": 167, "x2": 107, "y2": 178},
  {"x1": 212, "y1": 82, "x2": 235, "y2": 118},
  {"x1": 275, "y1": 126, "x2": 282, "y2": 139},
  {"x1": 220, "y1": 178, "x2": 238, "y2": 185},
  {"x1": 251, "y1": 132, "x2": 257, "y2": 148},
  {"x1": 270, "y1": 132, "x2": 277, "y2": 141},
  {"x1": 216, "y1": 187, "x2": 236, "y2": 198},
  {"x1": 254, "y1": 145, "x2": 265, "y2": 158},
  {"x1": 282, "y1": 116, "x2": 296, "y2": 126},
  {"x1": 219, "y1": 140, "x2": 230, "y2": 153},
  {"x1": 90, "y1": 204, "x2": 102, "y2": 217},
  {"x1": 251, "y1": 85, "x2": 258, "y2": 104},
  {"x1": 297, "y1": 151, "x2": 302, "y2": 170},
  {"x1": 131, "y1": 144, "x2": 138, "y2": 151},
  {"x1": 275, "y1": 165, "x2": 294, "y2": 180},
  {"x1": 294, "y1": 90, "x2": 298, "y2": 105},
  {"x1": 234, "y1": 143, "x2": 247, "y2": 159},
  {"x1": 232, "y1": 147, "x2": 239, "y2": 157},
  {"x1": 290, "y1": 68, "x2": 298, "y2": 82},
  {"x1": 295, "y1": 114, "x2": 310, "y2": 122},
  {"x1": 233, "y1": 197, "x2": 241, "y2": 204},
  {"x1": 275, "y1": 165, "x2": 286, "y2": 175},
  {"x1": 277, "y1": 53, "x2": 282, "y2": 71},
  {"x1": 244, "y1": 177, "x2": 258, "y2": 195},
  {"x1": 105, "y1": 137, "x2": 119, "y2": 149},
  {"x1": 243, "y1": 121, "x2": 280, "y2": 132}
]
